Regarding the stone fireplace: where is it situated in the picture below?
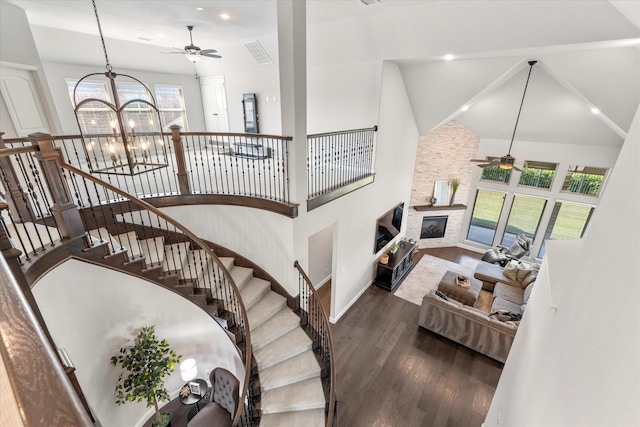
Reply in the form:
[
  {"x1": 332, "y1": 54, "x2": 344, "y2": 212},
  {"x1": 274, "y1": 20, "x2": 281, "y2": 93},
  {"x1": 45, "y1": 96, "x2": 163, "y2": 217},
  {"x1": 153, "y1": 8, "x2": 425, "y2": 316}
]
[{"x1": 407, "y1": 121, "x2": 479, "y2": 248}]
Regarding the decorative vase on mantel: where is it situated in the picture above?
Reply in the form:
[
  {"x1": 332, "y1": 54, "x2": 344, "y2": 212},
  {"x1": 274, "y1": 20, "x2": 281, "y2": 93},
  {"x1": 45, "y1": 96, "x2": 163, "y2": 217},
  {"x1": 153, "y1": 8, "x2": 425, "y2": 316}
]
[{"x1": 449, "y1": 178, "x2": 460, "y2": 206}]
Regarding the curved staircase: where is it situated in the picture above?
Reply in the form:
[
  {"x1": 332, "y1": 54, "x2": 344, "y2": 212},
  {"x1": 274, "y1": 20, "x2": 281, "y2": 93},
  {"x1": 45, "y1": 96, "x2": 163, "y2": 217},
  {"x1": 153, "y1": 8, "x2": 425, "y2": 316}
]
[{"x1": 83, "y1": 227, "x2": 326, "y2": 426}]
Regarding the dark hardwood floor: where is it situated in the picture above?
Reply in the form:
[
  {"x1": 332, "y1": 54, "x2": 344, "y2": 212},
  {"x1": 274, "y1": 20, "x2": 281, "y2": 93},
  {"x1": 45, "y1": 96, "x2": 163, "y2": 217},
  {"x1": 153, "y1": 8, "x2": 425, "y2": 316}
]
[{"x1": 331, "y1": 246, "x2": 503, "y2": 427}]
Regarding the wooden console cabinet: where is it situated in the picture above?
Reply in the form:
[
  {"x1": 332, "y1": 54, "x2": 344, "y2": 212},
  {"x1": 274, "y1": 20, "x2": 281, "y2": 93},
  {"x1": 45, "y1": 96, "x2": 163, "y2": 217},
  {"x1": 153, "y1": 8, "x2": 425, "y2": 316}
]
[{"x1": 374, "y1": 242, "x2": 417, "y2": 291}]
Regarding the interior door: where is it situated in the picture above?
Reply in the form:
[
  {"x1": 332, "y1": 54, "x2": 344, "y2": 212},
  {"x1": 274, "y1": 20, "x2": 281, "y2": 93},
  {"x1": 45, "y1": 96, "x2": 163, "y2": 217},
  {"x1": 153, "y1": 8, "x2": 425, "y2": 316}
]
[
  {"x1": 0, "y1": 66, "x2": 51, "y2": 137},
  {"x1": 200, "y1": 75, "x2": 229, "y2": 132}
]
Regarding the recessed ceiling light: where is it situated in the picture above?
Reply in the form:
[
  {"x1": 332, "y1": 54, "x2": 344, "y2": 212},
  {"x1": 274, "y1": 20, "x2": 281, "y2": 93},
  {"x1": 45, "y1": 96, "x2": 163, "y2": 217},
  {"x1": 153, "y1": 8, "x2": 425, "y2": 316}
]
[
  {"x1": 196, "y1": 7, "x2": 204, "y2": 11},
  {"x1": 461, "y1": 105, "x2": 469, "y2": 112},
  {"x1": 591, "y1": 107, "x2": 600, "y2": 114},
  {"x1": 156, "y1": 33, "x2": 165, "y2": 38},
  {"x1": 220, "y1": 13, "x2": 230, "y2": 20},
  {"x1": 444, "y1": 54, "x2": 455, "y2": 61}
]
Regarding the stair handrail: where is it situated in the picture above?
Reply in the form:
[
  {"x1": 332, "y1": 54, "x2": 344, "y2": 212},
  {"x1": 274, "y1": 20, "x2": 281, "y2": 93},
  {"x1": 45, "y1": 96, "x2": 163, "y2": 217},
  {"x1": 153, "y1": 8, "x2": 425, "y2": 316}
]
[
  {"x1": 61, "y1": 163, "x2": 252, "y2": 426},
  {"x1": 294, "y1": 260, "x2": 336, "y2": 427},
  {"x1": 0, "y1": 253, "x2": 94, "y2": 426}
]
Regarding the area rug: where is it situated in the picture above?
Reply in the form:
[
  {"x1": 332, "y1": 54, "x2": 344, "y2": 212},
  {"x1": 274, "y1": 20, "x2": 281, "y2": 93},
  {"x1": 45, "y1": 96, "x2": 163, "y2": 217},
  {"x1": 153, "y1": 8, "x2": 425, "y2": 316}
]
[{"x1": 393, "y1": 254, "x2": 492, "y2": 312}]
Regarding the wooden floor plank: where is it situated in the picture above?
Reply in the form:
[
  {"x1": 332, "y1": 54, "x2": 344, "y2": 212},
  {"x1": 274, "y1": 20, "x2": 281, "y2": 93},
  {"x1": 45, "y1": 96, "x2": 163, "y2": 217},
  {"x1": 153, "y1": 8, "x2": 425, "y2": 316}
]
[{"x1": 331, "y1": 247, "x2": 503, "y2": 427}]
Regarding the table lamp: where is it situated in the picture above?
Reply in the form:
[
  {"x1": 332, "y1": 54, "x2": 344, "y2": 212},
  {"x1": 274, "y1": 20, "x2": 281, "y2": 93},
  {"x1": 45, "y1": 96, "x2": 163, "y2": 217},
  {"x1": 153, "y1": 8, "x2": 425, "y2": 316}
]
[{"x1": 180, "y1": 358, "x2": 198, "y2": 382}]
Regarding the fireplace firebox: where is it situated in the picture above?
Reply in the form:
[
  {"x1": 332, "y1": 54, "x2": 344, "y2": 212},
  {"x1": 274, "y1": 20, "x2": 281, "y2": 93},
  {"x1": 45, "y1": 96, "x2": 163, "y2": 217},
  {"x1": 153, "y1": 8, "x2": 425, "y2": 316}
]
[{"x1": 420, "y1": 216, "x2": 448, "y2": 239}]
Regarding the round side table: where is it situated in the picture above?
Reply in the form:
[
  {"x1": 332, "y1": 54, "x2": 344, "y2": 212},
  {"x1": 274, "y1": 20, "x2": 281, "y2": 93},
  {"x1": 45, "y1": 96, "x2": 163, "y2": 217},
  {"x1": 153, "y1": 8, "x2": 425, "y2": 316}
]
[{"x1": 178, "y1": 378, "x2": 209, "y2": 420}]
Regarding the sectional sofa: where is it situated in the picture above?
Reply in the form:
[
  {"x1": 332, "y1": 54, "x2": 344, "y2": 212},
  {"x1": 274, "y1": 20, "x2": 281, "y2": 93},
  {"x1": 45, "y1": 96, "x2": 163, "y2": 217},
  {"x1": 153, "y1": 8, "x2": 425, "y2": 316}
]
[{"x1": 418, "y1": 260, "x2": 539, "y2": 363}]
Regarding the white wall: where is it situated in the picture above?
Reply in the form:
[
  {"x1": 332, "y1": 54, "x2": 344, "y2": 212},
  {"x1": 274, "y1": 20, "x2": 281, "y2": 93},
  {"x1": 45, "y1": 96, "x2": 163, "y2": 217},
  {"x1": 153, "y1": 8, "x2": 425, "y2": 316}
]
[
  {"x1": 33, "y1": 259, "x2": 243, "y2": 427},
  {"x1": 308, "y1": 224, "x2": 333, "y2": 287},
  {"x1": 296, "y1": 61, "x2": 419, "y2": 322},
  {"x1": 161, "y1": 61, "x2": 418, "y2": 323},
  {"x1": 307, "y1": 60, "x2": 382, "y2": 133},
  {"x1": 161, "y1": 205, "x2": 297, "y2": 294},
  {"x1": 0, "y1": 3, "x2": 61, "y2": 135},
  {"x1": 484, "y1": 106, "x2": 640, "y2": 426}
]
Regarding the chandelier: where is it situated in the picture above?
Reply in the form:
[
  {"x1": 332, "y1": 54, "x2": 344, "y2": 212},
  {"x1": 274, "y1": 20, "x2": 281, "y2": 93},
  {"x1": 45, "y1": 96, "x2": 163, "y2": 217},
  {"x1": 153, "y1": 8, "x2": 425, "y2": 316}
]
[{"x1": 72, "y1": 0, "x2": 168, "y2": 175}]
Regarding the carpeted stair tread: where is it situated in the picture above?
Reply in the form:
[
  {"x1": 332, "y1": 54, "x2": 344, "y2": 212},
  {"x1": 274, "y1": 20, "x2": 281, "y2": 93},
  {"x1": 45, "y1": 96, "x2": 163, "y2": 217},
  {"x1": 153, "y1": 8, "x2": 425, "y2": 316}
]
[
  {"x1": 247, "y1": 292, "x2": 287, "y2": 330},
  {"x1": 218, "y1": 256, "x2": 235, "y2": 271},
  {"x1": 254, "y1": 327, "x2": 312, "y2": 369},
  {"x1": 261, "y1": 377, "x2": 325, "y2": 414},
  {"x1": 251, "y1": 308, "x2": 300, "y2": 350},
  {"x1": 229, "y1": 266, "x2": 254, "y2": 289},
  {"x1": 238, "y1": 277, "x2": 271, "y2": 309},
  {"x1": 260, "y1": 408, "x2": 326, "y2": 427},
  {"x1": 259, "y1": 349, "x2": 321, "y2": 391}
]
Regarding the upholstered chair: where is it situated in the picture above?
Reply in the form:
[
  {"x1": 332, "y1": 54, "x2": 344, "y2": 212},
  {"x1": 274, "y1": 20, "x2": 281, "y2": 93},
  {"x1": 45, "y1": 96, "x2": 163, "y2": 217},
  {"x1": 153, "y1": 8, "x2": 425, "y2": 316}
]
[{"x1": 187, "y1": 368, "x2": 240, "y2": 427}]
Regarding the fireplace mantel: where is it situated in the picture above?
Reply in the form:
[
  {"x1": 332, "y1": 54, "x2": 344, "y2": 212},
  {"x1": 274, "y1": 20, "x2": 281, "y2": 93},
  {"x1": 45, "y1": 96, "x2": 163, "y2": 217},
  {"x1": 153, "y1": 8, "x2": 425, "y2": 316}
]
[{"x1": 413, "y1": 204, "x2": 467, "y2": 211}]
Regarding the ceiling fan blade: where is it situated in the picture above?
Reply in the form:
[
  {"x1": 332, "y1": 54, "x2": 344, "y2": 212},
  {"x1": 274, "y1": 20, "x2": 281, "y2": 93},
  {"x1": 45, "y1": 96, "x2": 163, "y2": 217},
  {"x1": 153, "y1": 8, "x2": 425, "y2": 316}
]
[
  {"x1": 512, "y1": 165, "x2": 522, "y2": 172},
  {"x1": 470, "y1": 158, "x2": 493, "y2": 163},
  {"x1": 476, "y1": 164, "x2": 493, "y2": 168},
  {"x1": 161, "y1": 51, "x2": 187, "y2": 54},
  {"x1": 201, "y1": 53, "x2": 222, "y2": 59},
  {"x1": 200, "y1": 49, "x2": 218, "y2": 54}
]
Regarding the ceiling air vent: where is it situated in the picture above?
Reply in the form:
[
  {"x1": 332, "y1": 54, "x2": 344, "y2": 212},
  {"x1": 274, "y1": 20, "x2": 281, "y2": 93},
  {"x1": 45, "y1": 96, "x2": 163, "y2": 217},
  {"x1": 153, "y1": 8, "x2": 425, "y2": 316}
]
[
  {"x1": 360, "y1": 0, "x2": 381, "y2": 5},
  {"x1": 244, "y1": 41, "x2": 273, "y2": 65}
]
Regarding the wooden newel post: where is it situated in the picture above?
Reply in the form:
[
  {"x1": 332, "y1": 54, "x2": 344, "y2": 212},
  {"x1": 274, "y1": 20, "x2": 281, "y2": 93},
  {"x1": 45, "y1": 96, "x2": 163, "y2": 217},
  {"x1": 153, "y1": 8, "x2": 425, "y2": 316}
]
[
  {"x1": 170, "y1": 124, "x2": 192, "y2": 195},
  {"x1": 30, "y1": 133, "x2": 85, "y2": 240},
  {"x1": 0, "y1": 133, "x2": 36, "y2": 222}
]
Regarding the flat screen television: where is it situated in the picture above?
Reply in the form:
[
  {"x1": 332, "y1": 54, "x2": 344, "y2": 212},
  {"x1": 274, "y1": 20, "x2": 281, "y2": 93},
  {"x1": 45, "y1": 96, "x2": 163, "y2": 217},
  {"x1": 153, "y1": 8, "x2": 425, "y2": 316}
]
[{"x1": 374, "y1": 203, "x2": 404, "y2": 253}]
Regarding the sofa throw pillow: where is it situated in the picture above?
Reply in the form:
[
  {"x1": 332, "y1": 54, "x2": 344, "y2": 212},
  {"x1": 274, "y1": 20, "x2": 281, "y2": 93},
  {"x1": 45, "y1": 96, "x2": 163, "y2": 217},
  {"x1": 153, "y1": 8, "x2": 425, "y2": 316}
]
[
  {"x1": 517, "y1": 267, "x2": 532, "y2": 282},
  {"x1": 503, "y1": 263, "x2": 519, "y2": 281}
]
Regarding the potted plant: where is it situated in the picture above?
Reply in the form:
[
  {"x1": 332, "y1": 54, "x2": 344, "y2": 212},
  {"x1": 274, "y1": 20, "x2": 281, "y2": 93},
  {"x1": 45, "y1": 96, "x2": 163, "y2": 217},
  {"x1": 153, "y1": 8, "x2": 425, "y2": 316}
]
[
  {"x1": 449, "y1": 178, "x2": 460, "y2": 206},
  {"x1": 110, "y1": 326, "x2": 182, "y2": 427}
]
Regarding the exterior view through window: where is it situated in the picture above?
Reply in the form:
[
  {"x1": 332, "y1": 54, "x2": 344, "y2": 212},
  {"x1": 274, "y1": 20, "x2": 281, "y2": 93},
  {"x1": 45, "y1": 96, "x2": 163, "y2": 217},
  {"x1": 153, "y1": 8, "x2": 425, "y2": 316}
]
[
  {"x1": 500, "y1": 195, "x2": 546, "y2": 248},
  {"x1": 538, "y1": 202, "x2": 594, "y2": 257},
  {"x1": 518, "y1": 161, "x2": 557, "y2": 190},
  {"x1": 67, "y1": 81, "x2": 187, "y2": 132},
  {"x1": 467, "y1": 189, "x2": 506, "y2": 246},
  {"x1": 561, "y1": 165, "x2": 607, "y2": 196}
]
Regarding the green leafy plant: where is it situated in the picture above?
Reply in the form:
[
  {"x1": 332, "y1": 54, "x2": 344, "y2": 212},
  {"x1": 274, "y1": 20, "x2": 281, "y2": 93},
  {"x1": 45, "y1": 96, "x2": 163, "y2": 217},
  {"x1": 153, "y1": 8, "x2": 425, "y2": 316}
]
[
  {"x1": 110, "y1": 326, "x2": 182, "y2": 427},
  {"x1": 450, "y1": 178, "x2": 460, "y2": 195}
]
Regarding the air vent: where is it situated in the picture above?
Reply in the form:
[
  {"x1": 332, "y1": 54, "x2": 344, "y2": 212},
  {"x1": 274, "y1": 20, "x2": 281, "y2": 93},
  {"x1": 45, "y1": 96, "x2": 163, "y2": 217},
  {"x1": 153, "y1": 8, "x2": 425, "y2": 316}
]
[
  {"x1": 244, "y1": 40, "x2": 273, "y2": 65},
  {"x1": 360, "y1": 0, "x2": 381, "y2": 5},
  {"x1": 137, "y1": 37, "x2": 153, "y2": 42}
]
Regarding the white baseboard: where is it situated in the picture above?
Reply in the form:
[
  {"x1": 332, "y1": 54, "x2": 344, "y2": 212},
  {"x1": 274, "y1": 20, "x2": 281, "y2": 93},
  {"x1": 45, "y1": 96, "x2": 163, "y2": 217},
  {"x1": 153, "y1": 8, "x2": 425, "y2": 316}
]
[
  {"x1": 330, "y1": 279, "x2": 373, "y2": 324},
  {"x1": 456, "y1": 241, "x2": 486, "y2": 254},
  {"x1": 315, "y1": 275, "x2": 331, "y2": 289}
]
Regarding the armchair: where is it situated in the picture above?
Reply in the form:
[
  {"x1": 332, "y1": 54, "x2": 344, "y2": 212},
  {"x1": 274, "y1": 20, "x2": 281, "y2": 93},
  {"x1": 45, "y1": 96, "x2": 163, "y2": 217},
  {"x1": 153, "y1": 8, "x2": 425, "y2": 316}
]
[
  {"x1": 187, "y1": 368, "x2": 240, "y2": 427},
  {"x1": 481, "y1": 234, "x2": 531, "y2": 267}
]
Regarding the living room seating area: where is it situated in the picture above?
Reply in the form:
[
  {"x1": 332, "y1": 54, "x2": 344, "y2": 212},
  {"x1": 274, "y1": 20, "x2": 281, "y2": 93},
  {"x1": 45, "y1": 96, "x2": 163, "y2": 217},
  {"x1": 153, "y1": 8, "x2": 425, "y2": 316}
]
[{"x1": 418, "y1": 259, "x2": 540, "y2": 363}]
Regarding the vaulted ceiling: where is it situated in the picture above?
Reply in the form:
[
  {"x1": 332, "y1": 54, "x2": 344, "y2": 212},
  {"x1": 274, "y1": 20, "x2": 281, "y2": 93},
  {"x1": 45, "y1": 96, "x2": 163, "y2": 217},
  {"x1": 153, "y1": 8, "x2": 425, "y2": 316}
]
[{"x1": 2, "y1": 0, "x2": 640, "y2": 146}]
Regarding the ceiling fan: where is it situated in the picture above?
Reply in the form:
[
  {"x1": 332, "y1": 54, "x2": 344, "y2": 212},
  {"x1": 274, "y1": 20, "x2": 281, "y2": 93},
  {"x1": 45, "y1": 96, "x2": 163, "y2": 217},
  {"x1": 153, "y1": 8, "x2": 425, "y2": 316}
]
[
  {"x1": 470, "y1": 60, "x2": 538, "y2": 172},
  {"x1": 162, "y1": 25, "x2": 221, "y2": 63}
]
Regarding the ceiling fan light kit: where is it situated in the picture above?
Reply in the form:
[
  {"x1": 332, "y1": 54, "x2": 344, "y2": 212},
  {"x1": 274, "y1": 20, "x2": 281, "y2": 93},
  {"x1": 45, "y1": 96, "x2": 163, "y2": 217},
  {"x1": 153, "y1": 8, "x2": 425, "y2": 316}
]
[
  {"x1": 470, "y1": 60, "x2": 538, "y2": 172},
  {"x1": 72, "y1": 0, "x2": 169, "y2": 176},
  {"x1": 162, "y1": 25, "x2": 222, "y2": 63}
]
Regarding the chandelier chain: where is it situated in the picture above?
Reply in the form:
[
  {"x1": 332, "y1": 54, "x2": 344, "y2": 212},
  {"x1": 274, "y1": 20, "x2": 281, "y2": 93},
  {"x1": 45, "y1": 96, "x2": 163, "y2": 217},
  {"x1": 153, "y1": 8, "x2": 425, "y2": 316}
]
[{"x1": 91, "y1": 0, "x2": 112, "y2": 72}]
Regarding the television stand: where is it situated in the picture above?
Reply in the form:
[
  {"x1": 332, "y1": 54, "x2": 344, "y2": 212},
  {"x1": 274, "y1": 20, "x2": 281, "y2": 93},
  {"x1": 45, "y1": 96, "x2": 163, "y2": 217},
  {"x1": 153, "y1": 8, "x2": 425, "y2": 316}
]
[{"x1": 374, "y1": 242, "x2": 417, "y2": 291}]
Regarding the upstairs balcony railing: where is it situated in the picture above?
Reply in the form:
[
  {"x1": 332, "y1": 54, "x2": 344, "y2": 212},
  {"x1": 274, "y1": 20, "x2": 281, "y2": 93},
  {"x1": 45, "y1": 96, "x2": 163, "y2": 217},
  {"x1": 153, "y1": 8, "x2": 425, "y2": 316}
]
[
  {"x1": 3, "y1": 125, "x2": 377, "y2": 216},
  {"x1": 307, "y1": 126, "x2": 377, "y2": 210}
]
